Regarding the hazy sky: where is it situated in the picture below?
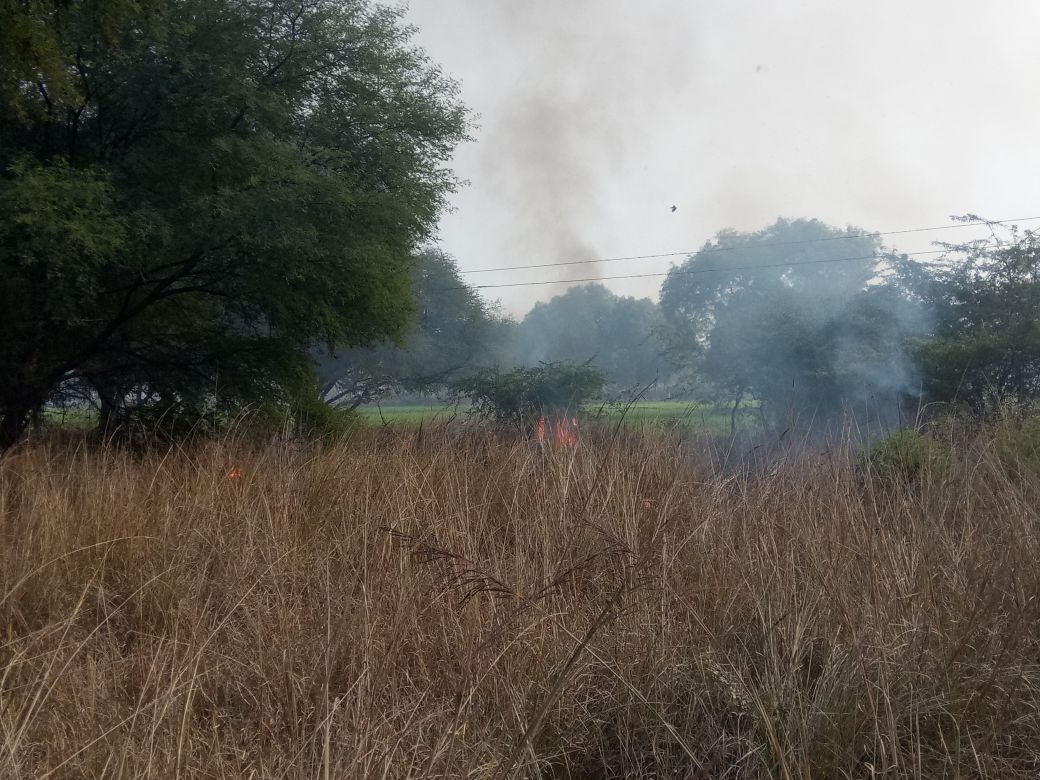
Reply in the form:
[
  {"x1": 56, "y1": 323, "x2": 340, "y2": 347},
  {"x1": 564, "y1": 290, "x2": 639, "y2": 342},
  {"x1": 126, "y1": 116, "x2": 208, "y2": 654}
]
[{"x1": 404, "y1": 1, "x2": 1040, "y2": 315}]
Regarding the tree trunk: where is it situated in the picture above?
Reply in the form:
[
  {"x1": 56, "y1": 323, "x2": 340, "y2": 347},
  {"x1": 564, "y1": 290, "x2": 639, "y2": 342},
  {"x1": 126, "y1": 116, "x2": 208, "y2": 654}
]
[
  {"x1": 0, "y1": 406, "x2": 32, "y2": 452},
  {"x1": 97, "y1": 395, "x2": 118, "y2": 438},
  {"x1": 95, "y1": 382, "x2": 128, "y2": 440},
  {"x1": 730, "y1": 387, "x2": 745, "y2": 438}
]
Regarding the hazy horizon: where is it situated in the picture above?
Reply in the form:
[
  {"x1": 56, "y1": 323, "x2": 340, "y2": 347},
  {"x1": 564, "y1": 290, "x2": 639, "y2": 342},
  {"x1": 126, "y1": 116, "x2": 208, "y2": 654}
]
[{"x1": 404, "y1": 0, "x2": 1040, "y2": 316}]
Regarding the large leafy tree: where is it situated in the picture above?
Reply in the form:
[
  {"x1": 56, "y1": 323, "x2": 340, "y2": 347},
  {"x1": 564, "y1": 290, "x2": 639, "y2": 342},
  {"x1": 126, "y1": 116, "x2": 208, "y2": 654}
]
[
  {"x1": 0, "y1": 0, "x2": 467, "y2": 446},
  {"x1": 314, "y1": 250, "x2": 507, "y2": 408},
  {"x1": 917, "y1": 222, "x2": 1040, "y2": 414},
  {"x1": 659, "y1": 218, "x2": 930, "y2": 428},
  {"x1": 0, "y1": 1, "x2": 156, "y2": 118}
]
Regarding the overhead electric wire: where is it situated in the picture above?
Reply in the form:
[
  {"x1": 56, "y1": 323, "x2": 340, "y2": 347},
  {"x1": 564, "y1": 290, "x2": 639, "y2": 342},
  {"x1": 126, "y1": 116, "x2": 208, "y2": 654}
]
[
  {"x1": 459, "y1": 215, "x2": 1040, "y2": 276},
  {"x1": 462, "y1": 245, "x2": 1011, "y2": 291}
]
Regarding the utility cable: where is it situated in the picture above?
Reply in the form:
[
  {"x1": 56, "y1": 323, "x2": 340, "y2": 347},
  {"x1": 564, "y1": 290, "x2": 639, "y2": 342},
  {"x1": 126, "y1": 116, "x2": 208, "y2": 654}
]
[
  {"x1": 464, "y1": 245, "x2": 1009, "y2": 291},
  {"x1": 459, "y1": 215, "x2": 1040, "y2": 276}
]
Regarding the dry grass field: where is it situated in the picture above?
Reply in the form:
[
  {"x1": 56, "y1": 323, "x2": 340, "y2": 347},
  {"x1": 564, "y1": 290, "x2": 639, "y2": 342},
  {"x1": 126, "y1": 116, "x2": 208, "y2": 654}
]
[{"x1": 2, "y1": 424, "x2": 1040, "y2": 778}]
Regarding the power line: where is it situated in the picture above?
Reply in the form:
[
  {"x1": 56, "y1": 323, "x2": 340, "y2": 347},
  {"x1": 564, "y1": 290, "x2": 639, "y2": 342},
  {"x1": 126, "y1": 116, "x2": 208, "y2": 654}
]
[
  {"x1": 465, "y1": 246, "x2": 1004, "y2": 291},
  {"x1": 460, "y1": 215, "x2": 1040, "y2": 276}
]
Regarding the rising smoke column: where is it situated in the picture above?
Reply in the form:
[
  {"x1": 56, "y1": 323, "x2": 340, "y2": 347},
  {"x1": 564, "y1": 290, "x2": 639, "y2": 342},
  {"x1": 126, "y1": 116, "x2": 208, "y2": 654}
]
[{"x1": 452, "y1": 1, "x2": 692, "y2": 305}]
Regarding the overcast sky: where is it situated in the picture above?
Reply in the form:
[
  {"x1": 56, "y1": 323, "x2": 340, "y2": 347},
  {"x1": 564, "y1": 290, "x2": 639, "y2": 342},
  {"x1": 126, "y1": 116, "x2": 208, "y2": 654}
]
[{"x1": 403, "y1": 0, "x2": 1040, "y2": 316}]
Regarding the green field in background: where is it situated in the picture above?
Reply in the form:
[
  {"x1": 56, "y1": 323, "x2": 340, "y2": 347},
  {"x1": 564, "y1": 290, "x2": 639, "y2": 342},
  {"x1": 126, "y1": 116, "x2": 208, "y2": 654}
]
[
  {"x1": 356, "y1": 401, "x2": 754, "y2": 433},
  {"x1": 354, "y1": 404, "x2": 469, "y2": 424},
  {"x1": 41, "y1": 400, "x2": 755, "y2": 435}
]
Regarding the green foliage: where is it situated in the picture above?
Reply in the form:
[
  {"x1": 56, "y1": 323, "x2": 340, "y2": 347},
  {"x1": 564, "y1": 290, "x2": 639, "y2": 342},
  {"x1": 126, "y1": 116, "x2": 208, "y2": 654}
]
[
  {"x1": 0, "y1": 158, "x2": 127, "y2": 328},
  {"x1": 315, "y1": 250, "x2": 506, "y2": 408},
  {"x1": 659, "y1": 218, "x2": 929, "y2": 425},
  {"x1": 864, "y1": 429, "x2": 952, "y2": 483},
  {"x1": 510, "y1": 284, "x2": 668, "y2": 393},
  {"x1": 0, "y1": 0, "x2": 468, "y2": 447},
  {"x1": 917, "y1": 224, "x2": 1040, "y2": 415},
  {"x1": 989, "y1": 414, "x2": 1040, "y2": 481},
  {"x1": 284, "y1": 394, "x2": 360, "y2": 441},
  {"x1": 0, "y1": 0, "x2": 163, "y2": 120},
  {"x1": 453, "y1": 362, "x2": 605, "y2": 425}
]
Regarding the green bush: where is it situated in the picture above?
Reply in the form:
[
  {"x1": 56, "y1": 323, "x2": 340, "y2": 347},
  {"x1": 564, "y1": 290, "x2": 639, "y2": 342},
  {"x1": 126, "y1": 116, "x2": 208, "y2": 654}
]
[
  {"x1": 102, "y1": 375, "x2": 361, "y2": 444},
  {"x1": 990, "y1": 415, "x2": 1040, "y2": 480},
  {"x1": 244, "y1": 374, "x2": 362, "y2": 441},
  {"x1": 289, "y1": 394, "x2": 360, "y2": 440},
  {"x1": 452, "y1": 361, "x2": 605, "y2": 425},
  {"x1": 864, "y1": 429, "x2": 952, "y2": 483}
]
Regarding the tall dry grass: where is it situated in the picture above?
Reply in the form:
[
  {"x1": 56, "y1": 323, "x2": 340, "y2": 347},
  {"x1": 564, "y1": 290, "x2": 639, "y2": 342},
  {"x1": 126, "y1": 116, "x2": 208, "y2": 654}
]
[{"x1": 1, "y1": 424, "x2": 1040, "y2": 778}]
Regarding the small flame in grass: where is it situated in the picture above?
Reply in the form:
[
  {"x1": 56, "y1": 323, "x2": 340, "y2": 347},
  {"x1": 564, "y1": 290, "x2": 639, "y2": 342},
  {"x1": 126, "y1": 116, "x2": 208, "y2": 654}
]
[
  {"x1": 536, "y1": 416, "x2": 579, "y2": 448},
  {"x1": 227, "y1": 467, "x2": 243, "y2": 480}
]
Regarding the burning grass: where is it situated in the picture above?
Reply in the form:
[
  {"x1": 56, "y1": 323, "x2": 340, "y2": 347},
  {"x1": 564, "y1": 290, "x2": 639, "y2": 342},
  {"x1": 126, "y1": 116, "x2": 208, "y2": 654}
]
[{"x1": 2, "y1": 424, "x2": 1040, "y2": 778}]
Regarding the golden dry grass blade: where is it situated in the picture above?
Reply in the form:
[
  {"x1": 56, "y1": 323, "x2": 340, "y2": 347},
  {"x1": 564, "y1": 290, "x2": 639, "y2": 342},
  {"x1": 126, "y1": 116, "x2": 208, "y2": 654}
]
[{"x1": 1, "y1": 423, "x2": 1039, "y2": 777}]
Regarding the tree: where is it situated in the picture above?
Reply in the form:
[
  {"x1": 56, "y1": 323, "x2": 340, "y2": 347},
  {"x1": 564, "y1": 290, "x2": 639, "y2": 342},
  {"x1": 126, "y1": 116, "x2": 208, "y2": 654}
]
[
  {"x1": 917, "y1": 221, "x2": 1040, "y2": 415},
  {"x1": 314, "y1": 250, "x2": 507, "y2": 408},
  {"x1": 513, "y1": 284, "x2": 668, "y2": 393},
  {"x1": 659, "y1": 218, "x2": 929, "y2": 428},
  {"x1": 0, "y1": 0, "x2": 468, "y2": 447},
  {"x1": 0, "y1": 1, "x2": 161, "y2": 119}
]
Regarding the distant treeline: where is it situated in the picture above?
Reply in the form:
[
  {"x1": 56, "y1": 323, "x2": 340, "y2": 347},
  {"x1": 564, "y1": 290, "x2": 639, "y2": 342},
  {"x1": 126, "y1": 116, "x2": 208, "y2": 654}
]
[
  {"x1": 319, "y1": 217, "x2": 1040, "y2": 433},
  {"x1": 2, "y1": 2, "x2": 1038, "y2": 447}
]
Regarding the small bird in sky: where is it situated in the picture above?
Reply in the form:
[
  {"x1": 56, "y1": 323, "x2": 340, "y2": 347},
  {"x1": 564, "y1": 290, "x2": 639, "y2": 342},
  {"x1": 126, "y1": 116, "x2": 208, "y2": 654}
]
[{"x1": 670, "y1": 205, "x2": 678, "y2": 213}]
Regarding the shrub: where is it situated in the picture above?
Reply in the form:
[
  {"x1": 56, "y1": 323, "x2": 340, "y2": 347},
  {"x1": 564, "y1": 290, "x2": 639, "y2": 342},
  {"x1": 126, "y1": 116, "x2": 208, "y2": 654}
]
[
  {"x1": 98, "y1": 378, "x2": 361, "y2": 445},
  {"x1": 864, "y1": 428, "x2": 952, "y2": 483},
  {"x1": 990, "y1": 414, "x2": 1040, "y2": 480},
  {"x1": 452, "y1": 361, "x2": 605, "y2": 425},
  {"x1": 289, "y1": 394, "x2": 360, "y2": 440}
]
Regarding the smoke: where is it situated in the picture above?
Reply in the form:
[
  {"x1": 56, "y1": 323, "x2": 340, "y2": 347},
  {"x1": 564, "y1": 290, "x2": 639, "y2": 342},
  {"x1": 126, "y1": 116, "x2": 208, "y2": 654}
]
[
  {"x1": 796, "y1": 268, "x2": 936, "y2": 431},
  {"x1": 486, "y1": 95, "x2": 603, "y2": 290},
  {"x1": 427, "y1": 0, "x2": 693, "y2": 309},
  {"x1": 829, "y1": 270, "x2": 934, "y2": 429},
  {"x1": 406, "y1": 0, "x2": 1040, "y2": 317}
]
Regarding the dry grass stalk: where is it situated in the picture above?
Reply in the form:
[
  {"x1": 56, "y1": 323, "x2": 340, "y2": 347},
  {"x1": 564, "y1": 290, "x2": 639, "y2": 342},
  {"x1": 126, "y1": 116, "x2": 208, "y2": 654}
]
[{"x1": 1, "y1": 424, "x2": 1039, "y2": 777}]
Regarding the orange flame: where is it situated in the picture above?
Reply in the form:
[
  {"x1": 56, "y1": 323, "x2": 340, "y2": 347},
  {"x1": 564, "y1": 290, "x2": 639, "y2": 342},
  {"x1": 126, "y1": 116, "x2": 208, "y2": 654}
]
[
  {"x1": 227, "y1": 467, "x2": 243, "y2": 480},
  {"x1": 535, "y1": 416, "x2": 579, "y2": 448},
  {"x1": 536, "y1": 416, "x2": 547, "y2": 444}
]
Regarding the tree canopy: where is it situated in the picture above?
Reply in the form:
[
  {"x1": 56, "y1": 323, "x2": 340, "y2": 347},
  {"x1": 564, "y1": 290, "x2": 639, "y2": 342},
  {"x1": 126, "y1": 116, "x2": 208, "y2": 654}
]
[
  {"x1": 511, "y1": 284, "x2": 668, "y2": 394},
  {"x1": 314, "y1": 250, "x2": 507, "y2": 408},
  {"x1": 0, "y1": 0, "x2": 468, "y2": 446},
  {"x1": 917, "y1": 222, "x2": 1040, "y2": 415},
  {"x1": 659, "y1": 218, "x2": 930, "y2": 427}
]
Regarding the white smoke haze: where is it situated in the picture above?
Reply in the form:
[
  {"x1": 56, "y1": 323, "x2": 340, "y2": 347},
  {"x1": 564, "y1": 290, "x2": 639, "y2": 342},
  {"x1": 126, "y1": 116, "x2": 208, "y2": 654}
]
[
  {"x1": 407, "y1": 0, "x2": 696, "y2": 311},
  {"x1": 406, "y1": 0, "x2": 1040, "y2": 315},
  {"x1": 487, "y1": 95, "x2": 602, "y2": 291}
]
